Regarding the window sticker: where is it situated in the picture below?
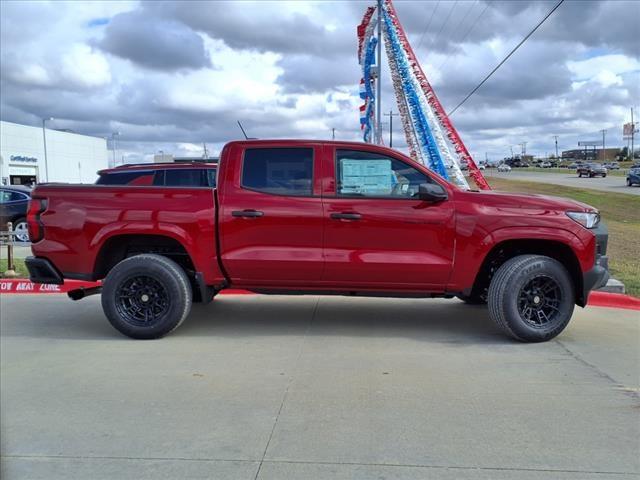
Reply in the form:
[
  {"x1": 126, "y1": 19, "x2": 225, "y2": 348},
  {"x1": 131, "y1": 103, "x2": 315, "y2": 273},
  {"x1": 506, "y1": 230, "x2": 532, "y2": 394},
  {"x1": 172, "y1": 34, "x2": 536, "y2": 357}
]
[{"x1": 340, "y1": 159, "x2": 393, "y2": 195}]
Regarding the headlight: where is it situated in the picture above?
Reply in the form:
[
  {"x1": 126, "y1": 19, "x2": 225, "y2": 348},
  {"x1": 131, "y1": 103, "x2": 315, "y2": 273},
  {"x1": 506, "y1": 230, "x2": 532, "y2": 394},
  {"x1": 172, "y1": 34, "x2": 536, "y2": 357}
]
[{"x1": 566, "y1": 211, "x2": 600, "y2": 229}]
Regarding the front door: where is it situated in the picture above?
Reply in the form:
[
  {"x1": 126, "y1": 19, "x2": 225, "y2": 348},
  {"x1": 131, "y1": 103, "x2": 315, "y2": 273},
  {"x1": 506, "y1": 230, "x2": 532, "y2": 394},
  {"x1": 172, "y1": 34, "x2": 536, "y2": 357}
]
[
  {"x1": 219, "y1": 145, "x2": 324, "y2": 286},
  {"x1": 322, "y1": 148, "x2": 456, "y2": 290}
]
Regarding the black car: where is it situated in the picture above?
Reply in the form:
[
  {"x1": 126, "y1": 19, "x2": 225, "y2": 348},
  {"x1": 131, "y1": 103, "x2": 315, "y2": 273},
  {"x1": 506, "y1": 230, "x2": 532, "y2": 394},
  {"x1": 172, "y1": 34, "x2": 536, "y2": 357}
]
[
  {"x1": 627, "y1": 168, "x2": 640, "y2": 187},
  {"x1": 0, "y1": 185, "x2": 31, "y2": 242},
  {"x1": 577, "y1": 163, "x2": 607, "y2": 178}
]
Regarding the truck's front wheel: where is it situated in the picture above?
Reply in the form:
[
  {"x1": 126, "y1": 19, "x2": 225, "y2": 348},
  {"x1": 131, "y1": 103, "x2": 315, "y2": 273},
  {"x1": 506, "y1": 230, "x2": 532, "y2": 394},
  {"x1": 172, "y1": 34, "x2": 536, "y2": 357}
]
[
  {"x1": 488, "y1": 255, "x2": 574, "y2": 342},
  {"x1": 101, "y1": 254, "x2": 192, "y2": 339}
]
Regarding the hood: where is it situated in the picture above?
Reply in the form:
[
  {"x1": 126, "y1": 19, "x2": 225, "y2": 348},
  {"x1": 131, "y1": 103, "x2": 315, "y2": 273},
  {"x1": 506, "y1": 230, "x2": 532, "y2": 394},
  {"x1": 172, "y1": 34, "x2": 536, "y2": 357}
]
[{"x1": 465, "y1": 190, "x2": 596, "y2": 213}]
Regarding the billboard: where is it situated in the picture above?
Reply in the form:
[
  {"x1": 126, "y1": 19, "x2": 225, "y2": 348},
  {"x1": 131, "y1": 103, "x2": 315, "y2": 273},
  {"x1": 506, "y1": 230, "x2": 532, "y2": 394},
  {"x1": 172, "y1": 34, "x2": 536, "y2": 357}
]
[{"x1": 623, "y1": 123, "x2": 636, "y2": 139}]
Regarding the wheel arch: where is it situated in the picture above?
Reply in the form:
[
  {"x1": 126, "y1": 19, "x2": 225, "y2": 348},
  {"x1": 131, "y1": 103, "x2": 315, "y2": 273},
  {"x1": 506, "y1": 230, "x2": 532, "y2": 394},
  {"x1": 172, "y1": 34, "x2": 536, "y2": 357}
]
[
  {"x1": 470, "y1": 238, "x2": 584, "y2": 306},
  {"x1": 93, "y1": 234, "x2": 209, "y2": 302}
]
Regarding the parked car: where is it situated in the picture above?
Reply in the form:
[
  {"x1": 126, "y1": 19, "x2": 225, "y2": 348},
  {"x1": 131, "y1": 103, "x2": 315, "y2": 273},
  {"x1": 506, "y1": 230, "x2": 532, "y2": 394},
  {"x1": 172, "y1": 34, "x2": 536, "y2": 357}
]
[
  {"x1": 577, "y1": 163, "x2": 607, "y2": 178},
  {"x1": 478, "y1": 164, "x2": 486, "y2": 170},
  {"x1": 568, "y1": 163, "x2": 579, "y2": 169},
  {"x1": 541, "y1": 162, "x2": 552, "y2": 168},
  {"x1": 0, "y1": 185, "x2": 31, "y2": 242},
  {"x1": 497, "y1": 164, "x2": 511, "y2": 172},
  {"x1": 26, "y1": 139, "x2": 609, "y2": 343},
  {"x1": 605, "y1": 162, "x2": 620, "y2": 170},
  {"x1": 97, "y1": 162, "x2": 217, "y2": 187},
  {"x1": 627, "y1": 167, "x2": 640, "y2": 186}
]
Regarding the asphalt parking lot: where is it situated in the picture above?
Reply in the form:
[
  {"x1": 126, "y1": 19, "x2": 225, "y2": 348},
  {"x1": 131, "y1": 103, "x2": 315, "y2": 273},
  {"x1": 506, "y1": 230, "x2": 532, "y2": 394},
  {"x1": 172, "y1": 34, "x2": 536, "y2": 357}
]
[
  {"x1": 487, "y1": 170, "x2": 639, "y2": 195},
  {"x1": 1, "y1": 294, "x2": 639, "y2": 479}
]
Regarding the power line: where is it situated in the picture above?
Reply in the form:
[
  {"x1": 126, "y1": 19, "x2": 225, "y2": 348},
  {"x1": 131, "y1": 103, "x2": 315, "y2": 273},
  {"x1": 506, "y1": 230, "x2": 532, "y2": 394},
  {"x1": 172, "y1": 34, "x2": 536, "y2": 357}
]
[
  {"x1": 442, "y1": 0, "x2": 478, "y2": 52},
  {"x1": 448, "y1": 0, "x2": 565, "y2": 116},
  {"x1": 428, "y1": 0, "x2": 459, "y2": 52},
  {"x1": 416, "y1": 0, "x2": 440, "y2": 50},
  {"x1": 438, "y1": 1, "x2": 491, "y2": 72}
]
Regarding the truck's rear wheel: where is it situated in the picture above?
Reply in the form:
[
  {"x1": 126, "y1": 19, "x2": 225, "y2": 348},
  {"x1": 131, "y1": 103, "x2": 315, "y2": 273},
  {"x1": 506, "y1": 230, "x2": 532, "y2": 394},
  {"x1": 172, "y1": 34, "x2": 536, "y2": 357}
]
[
  {"x1": 488, "y1": 255, "x2": 574, "y2": 342},
  {"x1": 101, "y1": 254, "x2": 192, "y2": 339}
]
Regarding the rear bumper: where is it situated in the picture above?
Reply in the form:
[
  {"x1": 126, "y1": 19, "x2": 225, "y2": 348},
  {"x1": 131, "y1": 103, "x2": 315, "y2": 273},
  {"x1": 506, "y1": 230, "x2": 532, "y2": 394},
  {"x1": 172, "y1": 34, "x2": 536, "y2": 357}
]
[
  {"x1": 580, "y1": 222, "x2": 609, "y2": 306},
  {"x1": 25, "y1": 257, "x2": 64, "y2": 285}
]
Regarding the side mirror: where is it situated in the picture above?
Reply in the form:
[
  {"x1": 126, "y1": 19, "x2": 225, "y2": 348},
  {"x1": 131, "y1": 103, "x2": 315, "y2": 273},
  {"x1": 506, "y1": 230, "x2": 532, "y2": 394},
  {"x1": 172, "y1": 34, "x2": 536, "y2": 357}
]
[{"x1": 418, "y1": 183, "x2": 448, "y2": 202}]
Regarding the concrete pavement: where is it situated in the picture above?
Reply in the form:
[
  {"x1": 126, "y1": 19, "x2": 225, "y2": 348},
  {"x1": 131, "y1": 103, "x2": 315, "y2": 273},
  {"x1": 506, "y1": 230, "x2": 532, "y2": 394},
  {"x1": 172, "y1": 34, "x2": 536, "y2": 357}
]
[
  {"x1": 487, "y1": 170, "x2": 639, "y2": 195},
  {"x1": 1, "y1": 294, "x2": 639, "y2": 479}
]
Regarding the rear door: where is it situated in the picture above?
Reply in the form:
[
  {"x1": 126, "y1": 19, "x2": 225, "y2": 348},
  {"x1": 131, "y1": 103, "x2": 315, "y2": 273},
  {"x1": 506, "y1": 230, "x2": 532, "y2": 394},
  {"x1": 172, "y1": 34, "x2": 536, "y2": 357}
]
[
  {"x1": 321, "y1": 147, "x2": 456, "y2": 289},
  {"x1": 219, "y1": 144, "x2": 324, "y2": 286}
]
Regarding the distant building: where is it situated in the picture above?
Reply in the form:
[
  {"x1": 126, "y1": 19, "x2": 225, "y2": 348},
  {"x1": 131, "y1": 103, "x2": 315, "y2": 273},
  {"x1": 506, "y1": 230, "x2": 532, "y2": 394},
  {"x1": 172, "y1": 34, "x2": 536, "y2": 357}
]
[
  {"x1": 562, "y1": 148, "x2": 619, "y2": 161},
  {"x1": 0, "y1": 120, "x2": 108, "y2": 185}
]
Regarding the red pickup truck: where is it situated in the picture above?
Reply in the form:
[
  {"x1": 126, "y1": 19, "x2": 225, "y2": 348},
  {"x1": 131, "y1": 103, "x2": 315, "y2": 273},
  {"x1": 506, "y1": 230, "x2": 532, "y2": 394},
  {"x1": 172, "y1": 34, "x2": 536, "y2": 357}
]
[{"x1": 26, "y1": 140, "x2": 609, "y2": 342}]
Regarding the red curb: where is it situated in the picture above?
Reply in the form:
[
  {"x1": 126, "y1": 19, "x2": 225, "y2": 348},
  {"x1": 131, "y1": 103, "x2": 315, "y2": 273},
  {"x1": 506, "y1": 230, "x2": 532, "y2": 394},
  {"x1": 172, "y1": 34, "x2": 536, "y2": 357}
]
[
  {"x1": 2, "y1": 279, "x2": 639, "y2": 311},
  {"x1": 587, "y1": 291, "x2": 640, "y2": 311}
]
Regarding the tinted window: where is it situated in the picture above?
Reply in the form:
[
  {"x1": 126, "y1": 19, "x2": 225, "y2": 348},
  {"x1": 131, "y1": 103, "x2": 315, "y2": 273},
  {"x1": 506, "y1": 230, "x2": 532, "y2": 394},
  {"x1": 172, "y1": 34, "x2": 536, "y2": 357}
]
[
  {"x1": 336, "y1": 150, "x2": 431, "y2": 199},
  {"x1": 0, "y1": 190, "x2": 29, "y2": 203},
  {"x1": 165, "y1": 169, "x2": 209, "y2": 187},
  {"x1": 97, "y1": 171, "x2": 154, "y2": 185},
  {"x1": 242, "y1": 148, "x2": 313, "y2": 196}
]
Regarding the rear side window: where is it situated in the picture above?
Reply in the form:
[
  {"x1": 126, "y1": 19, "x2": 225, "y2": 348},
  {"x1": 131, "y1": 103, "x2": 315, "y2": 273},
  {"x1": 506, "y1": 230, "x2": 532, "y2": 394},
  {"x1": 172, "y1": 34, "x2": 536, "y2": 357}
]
[
  {"x1": 0, "y1": 190, "x2": 29, "y2": 203},
  {"x1": 242, "y1": 148, "x2": 313, "y2": 196},
  {"x1": 165, "y1": 169, "x2": 212, "y2": 187},
  {"x1": 96, "y1": 171, "x2": 154, "y2": 185}
]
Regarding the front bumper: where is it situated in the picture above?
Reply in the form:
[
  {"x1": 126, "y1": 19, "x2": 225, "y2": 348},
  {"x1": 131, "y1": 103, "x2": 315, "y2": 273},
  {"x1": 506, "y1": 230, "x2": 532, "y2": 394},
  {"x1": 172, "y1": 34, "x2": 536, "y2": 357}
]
[
  {"x1": 25, "y1": 256, "x2": 64, "y2": 285},
  {"x1": 580, "y1": 222, "x2": 609, "y2": 306}
]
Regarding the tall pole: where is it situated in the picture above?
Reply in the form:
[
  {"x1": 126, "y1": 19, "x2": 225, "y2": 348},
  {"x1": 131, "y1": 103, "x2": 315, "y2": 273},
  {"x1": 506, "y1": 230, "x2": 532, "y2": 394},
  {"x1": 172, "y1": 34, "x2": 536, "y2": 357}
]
[
  {"x1": 376, "y1": 0, "x2": 382, "y2": 144},
  {"x1": 332, "y1": 128, "x2": 336, "y2": 140},
  {"x1": 42, "y1": 117, "x2": 52, "y2": 182},
  {"x1": 111, "y1": 131, "x2": 120, "y2": 167},
  {"x1": 383, "y1": 111, "x2": 399, "y2": 147},
  {"x1": 600, "y1": 129, "x2": 606, "y2": 161},
  {"x1": 552, "y1": 135, "x2": 559, "y2": 160},
  {"x1": 632, "y1": 108, "x2": 635, "y2": 162}
]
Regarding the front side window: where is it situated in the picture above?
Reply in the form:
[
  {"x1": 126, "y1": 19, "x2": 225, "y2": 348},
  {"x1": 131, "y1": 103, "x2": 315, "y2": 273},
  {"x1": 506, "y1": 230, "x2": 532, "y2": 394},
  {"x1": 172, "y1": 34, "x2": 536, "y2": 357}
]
[
  {"x1": 242, "y1": 148, "x2": 313, "y2": 196},
  {"x1": 336, "y1": 149, "x2": 431, "y2": 199}
]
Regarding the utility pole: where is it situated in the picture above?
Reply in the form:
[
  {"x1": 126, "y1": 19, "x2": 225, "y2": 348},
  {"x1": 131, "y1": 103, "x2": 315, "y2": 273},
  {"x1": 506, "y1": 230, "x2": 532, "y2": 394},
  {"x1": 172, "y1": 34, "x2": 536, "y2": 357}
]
[
  {"x1": 520, "y1": 142, "x2": 527, "y2": 156},
  {"x1": 510, "y1": 145, "x2": 514, "y2": 157},
  {"x1": 552, "y1": 135, "x2": 559, "y2": 159},
  {"x1": 600, "y1": 129, "x2": 606, "y2": 162},
  {"x1": 203, "y1": 143, "x2": 209, "y2": 159},
  {"x1": 376, "y1": 0, "x2": 383, "y2": 145},
  {"x1": 632, "y1": 108, "x2": 635, "y2": 162},
  {"x1": 42, "y1": 117, "x2": 53, "y2": 182},
  {"x1": 383, "y1": 111, "x2": 399, "y2": 147},
  {"x1": 331, "y1": 128, "x2": 336, "y2": 140}
]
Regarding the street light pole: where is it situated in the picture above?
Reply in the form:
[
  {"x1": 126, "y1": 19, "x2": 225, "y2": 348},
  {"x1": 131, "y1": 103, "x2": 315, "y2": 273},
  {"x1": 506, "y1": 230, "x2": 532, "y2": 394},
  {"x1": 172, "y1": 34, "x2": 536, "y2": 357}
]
[
  {"x1": 42, "y1": 117, "x2": 53, "y2": 182},
  {"x1": 111, "y1": 132, "x2": 121, "y2": 167},
  {"x1": 601, "y1": 129, "x2": 606, "y2": 162},
  {"x1": 552, "y1": 135, "x2": 559, "y2": 160}
]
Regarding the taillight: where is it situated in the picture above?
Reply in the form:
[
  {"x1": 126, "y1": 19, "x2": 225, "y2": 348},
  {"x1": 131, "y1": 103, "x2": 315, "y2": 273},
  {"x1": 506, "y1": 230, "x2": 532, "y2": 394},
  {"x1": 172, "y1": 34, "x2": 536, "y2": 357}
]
[{"x1": 27, "y1": 198, "x2": 48, "y2": 242}]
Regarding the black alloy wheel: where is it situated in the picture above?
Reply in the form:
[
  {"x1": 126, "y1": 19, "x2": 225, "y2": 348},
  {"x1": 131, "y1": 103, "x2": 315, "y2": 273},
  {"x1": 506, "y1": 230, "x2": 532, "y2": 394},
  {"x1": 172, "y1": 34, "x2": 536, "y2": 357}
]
[
  {"x1": 102, "y1": 254, "x2": 192, "y2": 339},
  {"x1": 516, "y1": 275, "x2": 562, "y2": 328},
  {"x1": 115, "y1": 275, "x2": 170, "y2": 327}
]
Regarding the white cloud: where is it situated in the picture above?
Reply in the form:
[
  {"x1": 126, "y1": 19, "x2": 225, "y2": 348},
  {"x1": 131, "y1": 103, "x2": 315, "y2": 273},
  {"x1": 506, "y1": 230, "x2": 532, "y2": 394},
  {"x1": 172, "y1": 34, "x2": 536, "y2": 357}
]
[{"x1": 61, "y1": 44, "x2": 112, "y2": 88}]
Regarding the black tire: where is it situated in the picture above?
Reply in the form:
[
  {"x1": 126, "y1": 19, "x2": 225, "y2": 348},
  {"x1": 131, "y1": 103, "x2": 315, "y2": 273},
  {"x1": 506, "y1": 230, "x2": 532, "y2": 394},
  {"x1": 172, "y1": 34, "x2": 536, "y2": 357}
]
[
  {"x1": 456, "y1": 294, "x2": 487, "y2": 305},
  {"x1": 628, "y1": 179, "x2": 632, "y2": 186},
  {"x1": 101, "y1": 254, "x2": 192, "y2": 339},
  {"x1": 488, "y1": 255, "x2": 574, "y2": 342}
]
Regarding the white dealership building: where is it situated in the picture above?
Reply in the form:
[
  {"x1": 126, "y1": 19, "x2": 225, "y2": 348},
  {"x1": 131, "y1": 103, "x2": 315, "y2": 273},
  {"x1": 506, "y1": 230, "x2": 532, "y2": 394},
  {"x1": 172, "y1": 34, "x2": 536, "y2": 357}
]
[{"x1": 0, "y1": 120, "x2": 109, "y2": 185}]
